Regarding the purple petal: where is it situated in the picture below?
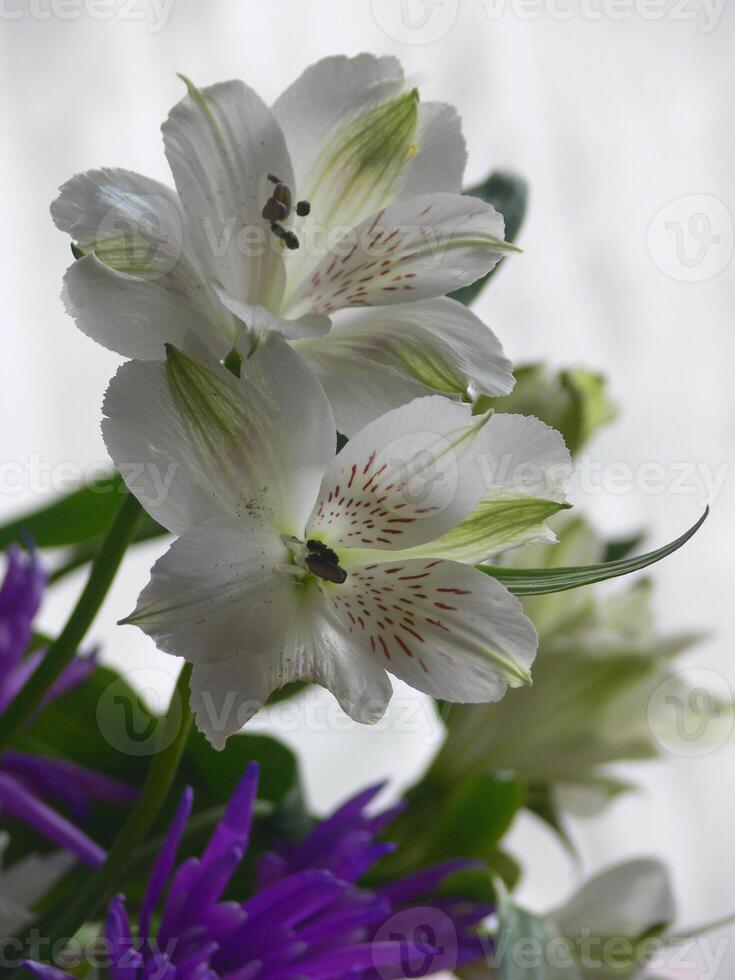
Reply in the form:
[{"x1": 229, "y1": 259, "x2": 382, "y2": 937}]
[
  {"x1": 140, "y1": 787, "x2": 193, "y2": 940},
  {"x1": 43, "y1": 652, "x2": 97, "y2": 706},
  {"x1": 291, "y1": 782, "x2": 386, "y2": 864},
  {"x1": 256, "y1": 850, "x2": 289, "y2": 888},
  {"x1": 175, "y1": 845, "x2": 244, "y2": 934},
  {"x1": 106, "y1": 895, "x2": 143, "y2": 980},
  {"x1": 0, "y1": 772, "x2": 105, "y2": 867},
  {"x1": 0, "y1": 651, "x2": 44, "y2": 713},
  {"x1": 0, "y1": 545, "x2": 46, "y2": 673},
  {"x1": 280, "y1": 939, "x2": 435, "y2": 978},
  {"x1": 22, "y1": 963, "x2": 72, "y2": 980},
  {"x1": 1, "y1": 751, "x2": 91, "y2": 823},
  {"x1": 379, "y1": 859, "x2": 482, "y2": 905},
  {"x1": 200, "y1": 762, "x2": 258, "y2": 870}
]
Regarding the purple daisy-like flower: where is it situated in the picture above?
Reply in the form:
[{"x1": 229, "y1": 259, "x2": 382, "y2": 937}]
[
  {"x1": 0, "y1": 544, "x2": 136, "y2": 867},
  {"x1": 25, "y1": 764, "x2": 490, "y2": 980},
  {"x1": 257, "y1": 783, "x2": 489, "y2": 976}
]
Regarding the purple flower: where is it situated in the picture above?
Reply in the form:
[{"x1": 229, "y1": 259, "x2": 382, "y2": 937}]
[
  {"x1": 25, "y1": 765, "x2": 490, "y2": 980},
  {"x1": 0, "y1": 544, "x2": 136, "y2": 867}
]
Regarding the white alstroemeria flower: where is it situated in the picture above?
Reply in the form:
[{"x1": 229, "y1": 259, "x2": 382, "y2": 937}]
[
  {"x1": 52, "y1": 54, "x2": 516, "y2": 435},
  {"x1": 103, "y1": 339, "x2": 569, "y2": 749},
  {"x1": 548, "y1": 859, "x2": 677, "y2": 979},
  {"x1": 0, "y1": 834, "x2": 73, "y2": 936}
]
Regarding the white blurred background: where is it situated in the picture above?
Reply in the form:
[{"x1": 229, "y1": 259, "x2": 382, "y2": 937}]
[{"x1": 1, "y1": 0, "x2": 734, "y2": 974}]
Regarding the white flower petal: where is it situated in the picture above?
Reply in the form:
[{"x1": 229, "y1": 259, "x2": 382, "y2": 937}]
[
  {"x1": 102, "y1": 358, "x2": 235, "y2": 532},
  {"x1": 549, "y1": 859, "x2": 677, "y2": 943},
  {"x1": 190, "y1": 614, "x2": 392, "y2": 750},
  {"x1": 396, "y1": 100, "x2": 466, "y2": 198},
  {"x1": 387, "y1": 413, "x2": 572, "y2": 564},
  {"x1": 476, "y1": 413, "x2": 572, "y2": 504},
  {"x1": 51, "y1": 167, "x2": 191, "y2": 279},
  {"x1": 127, "y1": 517, "x2": 392, "y2": 750},
  {"x1": 162, "y1": 76, "x2": 293, "y2": 310},
  {"x1": 327, "y1": 558, "x2": 537, "y2": 701},
  {"x1": 282, "y1": 193, "x2": 515, "y2": 319},
  {"x1": 63, "y1": 253, "x2": 230, "y2": 361},
  {"x1": 273, "y1": 55, "x2": 465, "y2": 239},
  {"x1": 103, "y1": 336, "x2": 335, "y2": 535},
  {"x1": 51, "y1": 168, "x2": 230, "y2": 359},
  {"x1": 212, "y1": 281, "x2": 331, "y2": 344},
  {"x1": 293, "y1": 297, "x2": 514, "y2": 435},
  {"x1": 125, "y1": 517, "x2": 294, "y2": 662},
  {"x1": 306, "y1": 396, "x2": 491, "y2": 552}
]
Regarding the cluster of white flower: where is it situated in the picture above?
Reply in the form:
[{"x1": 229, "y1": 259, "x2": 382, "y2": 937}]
[{"x1": 52, "y1": 54, "x2": 575, "y2": 748}]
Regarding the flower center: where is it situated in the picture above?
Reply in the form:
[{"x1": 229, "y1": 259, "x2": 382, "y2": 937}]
[
  {"x1": 262, "y1": 174, "x2": 311, "y2": 252},
  {"x1": 304, "y1": 539, "x2": 347, "y2": 585},
  {"x1": 279, "y1": 535, "x2": 347, "y2": 585}
]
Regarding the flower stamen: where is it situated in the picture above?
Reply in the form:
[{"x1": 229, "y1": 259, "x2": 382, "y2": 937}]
[
  {"x1": 304, "y1": 538, "x2": 348, "y2": 585},
  {"x1": 262, "y1": 174, "x2": 311, "y2": 251}
]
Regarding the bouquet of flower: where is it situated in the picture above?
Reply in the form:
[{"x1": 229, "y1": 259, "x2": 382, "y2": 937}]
[{"x1": 0, "y1": 54, "x2": 724, "y2": 980}]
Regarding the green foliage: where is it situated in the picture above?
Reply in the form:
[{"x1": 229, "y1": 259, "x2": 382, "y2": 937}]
[
  {"x1": 477, "y1": 364, "x2": 617, "y2": 456},
  {"x1": 481, "y1": 507, "x2": 708, "y2": 595},
  {"x1": 493, "y1": 883, "x2": 579, "y2": 979},
  {"x1": 368, "y1": 771, "x2": 523, "y2": 889},
  {"x1": 0, "y1": 472, "x2": 166, "y2": 581},
  {"x1": 7, "y1": 661, "x2": 306, "y2": 914},
  {"x1": 451, "y1": 170, "x2": 529, "y2": 305}
]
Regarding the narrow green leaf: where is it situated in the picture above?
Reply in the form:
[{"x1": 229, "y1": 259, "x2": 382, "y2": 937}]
[
  {"x1": 0, "y1": 471, "x2": 167, "y2": 583},
  {"x1": 451, "y1": 169, "x2": 528, "y2": 305},
  {"x1": 0, "y1": 474, "x2": 129, "y2": 550},
  {"x1": 480, "y1": 508, "x2": 708, "y2": 595}
]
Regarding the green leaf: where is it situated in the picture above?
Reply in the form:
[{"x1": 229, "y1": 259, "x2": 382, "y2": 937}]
[
  {"x1": 603, "y1": 531, "x2": 645, "y2": 563},
  {"x1": 525, "y1": 783, "x2": 577, "y2": 857},
  {"x1": 494, "y1": 884, "x2": 579, "y2": 979},
  {"x1": 0, "y1": 471, "x2": 166, "y2": 560},
  {"x1": 9, "y1": 662, "x2": 305, "y2": 873},
  {"x1": 475, "y1": 364, "x2": 617, "y2": 455},
  {"x1": 480, "y1": 508, "x2": 708, "y2": 595},
  {"x1": 181, "y1": 727, "x2": 301, "y2": 809},
  {"x1": 420, "y1": 772, "x2": 522, "y2": 862},
  {"x1": 0, "y1": 474, "x2": 127, "y2": 550},
  {"x1": 451, "y1": 169, "x2": 529, "y2": 305},
  {"x1": 368, "y1": 772, "x2": 523, "y2": 884}
]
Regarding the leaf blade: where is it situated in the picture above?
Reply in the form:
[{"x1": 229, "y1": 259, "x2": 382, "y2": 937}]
[{"x1": 480, "y1": 508, "x2": 708, "y2": 595}]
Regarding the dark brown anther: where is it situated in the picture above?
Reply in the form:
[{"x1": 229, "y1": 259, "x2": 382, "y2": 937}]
[
  {"x1": 271, "y1": 223, "x2": 300, "y2": 250},
  {"x1": 267, "y1": 173, "x2": 283, "y2": 184},
  {"x1": 305, "y1": 554, "x2": 348, "y2": 585},
  {"x1": 273, "y1": 182, "x2": 292, "y2": 214},
  {"x1": 262, "y1": 197, "x2": 288, "y2": 222},
  {"x1": 296, "y1": 200, "x2": 311, "y2": 217},
  {"x1": 306, "y1": 540, "x2": 339, "y2": 564}
]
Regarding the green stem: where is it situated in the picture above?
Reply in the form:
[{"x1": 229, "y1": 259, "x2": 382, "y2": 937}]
[
  {"x1": 0, "y1": 491, "x2": 142, "y2": 755},
  {"x1": 38, "y1": 662, "x2": 194, "y2": 946}
]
